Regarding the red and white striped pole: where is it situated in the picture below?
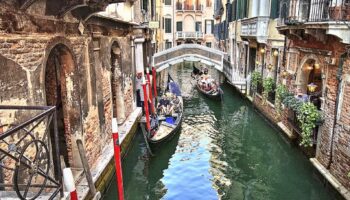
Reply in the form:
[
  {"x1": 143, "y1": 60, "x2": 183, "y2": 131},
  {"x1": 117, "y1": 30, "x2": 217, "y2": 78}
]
[
  {"x1": 112, "y1": 118, "x2": 124, "y2": 200},
  {"x1": 142, "y1": 77, "x2": 151, "y2": 131},
  {"x1": 146, "y1": 67, "x2": 154, "y2": 114},
  {"x1": 63, "y1": 167, "x2": 78, "y2": 200},
  {"x1": 152, "y1": 67, "x2": 157, "y2": 98}
]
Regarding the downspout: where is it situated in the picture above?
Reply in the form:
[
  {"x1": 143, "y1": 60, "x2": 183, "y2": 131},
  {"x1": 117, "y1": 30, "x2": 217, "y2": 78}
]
[
  {"x1": 131, "y1": 36, "x2": 136, "y2": 106},
  {"x1": 327, "y1": 52, "x2": 346, "y2": 169}
]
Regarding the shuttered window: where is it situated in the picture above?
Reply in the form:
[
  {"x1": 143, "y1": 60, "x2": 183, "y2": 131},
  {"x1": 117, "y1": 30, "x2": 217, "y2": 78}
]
[
  {"x1": 165, "y1": 18, "x2": 172, "y2": 33},
  {"x1": 195, "y1": 22, "x2": 202, "y2": 32},
  {"x1": 270, "y1": 0, "x2": 280, "y2": 19},
  {"x1": 165, "y1": 0, "x2": 171, "y2": 5},
  {"x1": 176, "y1": 21, "x2": 183, "y2": 31}
]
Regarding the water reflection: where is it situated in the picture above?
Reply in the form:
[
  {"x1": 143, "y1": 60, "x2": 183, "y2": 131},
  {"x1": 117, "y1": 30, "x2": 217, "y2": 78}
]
[{"x1": 104, "y1": 63, "x2": 340, "y2": 200}]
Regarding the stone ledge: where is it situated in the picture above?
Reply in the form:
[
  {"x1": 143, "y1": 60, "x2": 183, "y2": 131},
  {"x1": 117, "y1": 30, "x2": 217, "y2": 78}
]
[
  {"x1": 277, "y1": 121, "x2": 297, "y2": 139},
  {"x1": 75, "y1": 107, "x2": 142, "y2": 200},
  {"x1": 310, "y1": 158, "x2": 350, "y2": 200}
]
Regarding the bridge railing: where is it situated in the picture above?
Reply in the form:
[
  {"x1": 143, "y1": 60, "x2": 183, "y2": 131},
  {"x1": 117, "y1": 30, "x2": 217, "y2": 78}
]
[{"x1": 0, "y1": 105, "x2": 63, "y2": 200}]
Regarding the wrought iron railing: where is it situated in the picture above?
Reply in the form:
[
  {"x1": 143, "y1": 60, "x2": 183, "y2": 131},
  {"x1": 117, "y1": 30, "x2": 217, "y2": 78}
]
[
  {"x1": 176, "y1": 31, "x2": 204, "y2": 39},
  {"x1": 278, "y1": 0, "x2": 350, "y2": 26},
  {"x1": 0, "y1": 105, "x2": 63, "y2": 200}
]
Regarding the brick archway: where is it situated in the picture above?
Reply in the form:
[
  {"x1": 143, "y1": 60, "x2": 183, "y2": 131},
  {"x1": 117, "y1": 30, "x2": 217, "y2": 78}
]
[
  {"x1": 44, "y1": 41, "x2": 82, "y2": 169},
  {"x1": 296, "y1": 54, "x2": 324, "y2": 94}
]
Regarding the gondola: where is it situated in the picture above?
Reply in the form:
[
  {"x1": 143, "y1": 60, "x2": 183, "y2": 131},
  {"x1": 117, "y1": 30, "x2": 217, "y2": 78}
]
[
  {"x1": 192, "y1": 66, "x2": 223, "y2": 100},
  {"x1": 140, "y1": 75, "x2": 183, "y2": 145}
]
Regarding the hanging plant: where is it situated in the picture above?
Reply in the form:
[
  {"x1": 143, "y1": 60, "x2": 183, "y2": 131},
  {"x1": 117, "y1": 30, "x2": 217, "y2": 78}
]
[
  {"x1": 282, "y1": 94, "x2": 302, "y2": 112},
  {"x1": 262, "y1": 77, "x2": 274, "y2": 104},
  {"x1": 251, "y1": 71, "x2": 262, "y2": 91},
  {"x1": 296, "y1": 102, "x2": 321, "y2": 147},
  {"x1": 275, "y1": 84, "x2": 288, "y2": 114}
]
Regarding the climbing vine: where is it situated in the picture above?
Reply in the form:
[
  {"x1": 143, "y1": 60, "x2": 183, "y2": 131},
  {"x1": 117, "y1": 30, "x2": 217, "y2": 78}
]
[
  {"x1": 262, "y1": 77, "x2": 274, "y2": 104},
  {"x1": 297, "y1": 102, "x2": 321, "y2": 147},
  {"x1": 275, "y1": 84, "x2": 288, "y2": 114},
  {"x1": 251, "y1": 71, "x2": 262, "y2": 91}
]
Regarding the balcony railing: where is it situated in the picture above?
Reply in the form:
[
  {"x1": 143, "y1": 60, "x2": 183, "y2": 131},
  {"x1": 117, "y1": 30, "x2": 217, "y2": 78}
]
[
  {"x1": 279, "y1": 0, "x2": 350, "y2": 26},
  {"x1": 176, "y1": 31, "x2": 204, "y2": 39},
  {"x1": 177, "y1": 4, "x2": 203, "y2": 11},
  {"x1": 241, "y1": 16, "x2": 269, "y2": 43}
]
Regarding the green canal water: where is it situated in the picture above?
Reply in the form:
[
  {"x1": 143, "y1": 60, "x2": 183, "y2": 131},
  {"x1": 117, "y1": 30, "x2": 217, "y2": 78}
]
[{"x1": 103, "y1": 66, "x2": 340, "y2": 200}]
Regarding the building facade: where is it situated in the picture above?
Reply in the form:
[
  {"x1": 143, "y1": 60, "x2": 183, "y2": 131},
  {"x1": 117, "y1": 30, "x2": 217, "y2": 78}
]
[
  {"x1": 0, "y1": 0, "x2": 152, "y2": 199},
  {"x1": 226, "y1": 0, "x2": 350, "y2": 197},
  {"x1": 156, "y1": 0, "x2": 216, "y2": 51}
]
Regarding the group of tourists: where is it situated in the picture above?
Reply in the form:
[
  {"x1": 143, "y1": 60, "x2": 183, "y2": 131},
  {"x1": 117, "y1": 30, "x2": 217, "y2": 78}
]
[
  {"x1": 197, "y1": 67, "x2": 219, "y2": 94},
  {"x1": 157, "y1": 92, "x2": 182, "y2": 116}
]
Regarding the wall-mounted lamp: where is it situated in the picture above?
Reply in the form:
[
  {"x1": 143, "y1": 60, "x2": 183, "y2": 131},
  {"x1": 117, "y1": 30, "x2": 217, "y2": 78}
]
[
  {"x1": 267, "y1": 64, "x2": 273, "y2": 70},
  {"x1": 260, "y1": 48, "x2": 265, "y2": 54},
  {"x1": 307, "y1": 83, "x2": 318, "y2": 92},
  {"x1": 314, "y1": 63, "x2": 320, "y2": 70},
  {"x1": 306, "y1": 64, "x2": 313, "y2": 71},
  {"x1": 282, "y1": 70, "x2": 288, "y2": 78},
  {"x1": 256, "y1": 61, "x2": 260, "y2": 65},
  {"x1": 273, "y1": 50, "x2": 279, "y2": 57}
]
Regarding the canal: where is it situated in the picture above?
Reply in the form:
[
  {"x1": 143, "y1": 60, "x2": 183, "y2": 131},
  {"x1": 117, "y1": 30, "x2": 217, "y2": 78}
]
[{"x1": 103, "y1": 64, "x2": 340, "y2": 200}]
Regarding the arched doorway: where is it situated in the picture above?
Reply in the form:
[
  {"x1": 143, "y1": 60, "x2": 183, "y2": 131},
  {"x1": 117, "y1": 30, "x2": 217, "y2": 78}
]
[
  {"x1": 297, "y1": 57, "x2": 323, "y2": 108},
  {"x1": 45, "y1": 44, "x2": 76, "y2": 168},
  {"x1": 111, "y1": 41, "x2": 126, "y2": 124}
]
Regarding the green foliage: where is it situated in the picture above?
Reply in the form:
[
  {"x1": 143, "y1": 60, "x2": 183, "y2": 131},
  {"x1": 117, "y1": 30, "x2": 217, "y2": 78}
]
[
  {"x1": 282, "y1": 94, "x2": 302, "y2": 112},
  {"x1": 276, "y1": 84, "x2": 288, "y2": 101},
  {"x1": 251, "y1": 71, "x2": 262, "y2": 91},
  {"x1": 297, "y1": 102, "x2": 321, "y2": 147},
  {"x1": 262, "y1": 77, "x2": 274, "y2": 104},
  {"x1": 275, "y1": 84, "x2": 289, "y2": 115}
]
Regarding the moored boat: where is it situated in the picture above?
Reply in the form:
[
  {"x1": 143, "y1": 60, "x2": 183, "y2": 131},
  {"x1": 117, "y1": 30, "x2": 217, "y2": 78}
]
[{"x1": 141, "y1": 75, "x2": 183, "y2": 144}]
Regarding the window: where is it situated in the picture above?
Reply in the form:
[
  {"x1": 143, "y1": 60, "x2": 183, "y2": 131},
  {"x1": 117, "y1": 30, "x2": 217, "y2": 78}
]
[
  {"x1": 177, "y1": 42, "x2": 182, "y2": 46},
  {"x1": 165, "y1": 41, "x2": 172, "y2": 49},
  {"x1": 195, "y1": 22, "x2": 202, "y2": 32},
  {"x1": 165, "y1": 0, "x2": 171, "y2": 5},
  {"x1": 141, "y1": 0, "x2": 148, "y2": 11},
  {"x1": 165, "y1": 18, "x2": 172, "y2": 33},
  {"x1": 206, "y1": 0, "x2": 211, "y2": 7},
  {"x1": 205, "y1": 20, "x2": 213, "y2": 34},
  {"x1": 197, "y1": 42, "x2": 201, "y2": 45},
  {"x1": 206, "y1": 42, "x2": 212, "y2": 47},
  {"x1": 176, "y1": 0, "x2": 182, "y2": 9},
  {"x1": 270, "y1": 0, "x2": 280, "y2": 19},
  {"x1": 176, "y1": 21, "x2": 183, "y2": 31}
]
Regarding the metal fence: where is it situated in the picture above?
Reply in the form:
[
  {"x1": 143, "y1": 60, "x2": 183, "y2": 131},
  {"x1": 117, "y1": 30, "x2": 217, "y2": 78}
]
[
  {"x1": 0, "y1": 105, "x2": 62, "y2": 200},
  {"x1": 279, "y1": 0, "x2": 350, "y2": 25}
]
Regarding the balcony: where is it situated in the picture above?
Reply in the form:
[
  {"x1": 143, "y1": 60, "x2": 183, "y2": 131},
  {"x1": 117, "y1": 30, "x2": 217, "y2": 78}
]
[
  {"x1": 176, "y1": 4, "x2": 203, "y2": 11},
  {"x1": 241, "y1": 16, "x2": 270, "y2": 43},
  {"x1": 176, "y1": 31, "x2": 204, "y2": 40},
  {"x1": 278, "y1": 0, "x2": 350, "y2": 43}
]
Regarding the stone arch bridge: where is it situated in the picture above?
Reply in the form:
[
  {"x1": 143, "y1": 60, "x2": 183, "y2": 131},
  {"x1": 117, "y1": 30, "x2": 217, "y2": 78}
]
[{"x1": 152, "y1": 44, "x2": 245, "y2": 87}]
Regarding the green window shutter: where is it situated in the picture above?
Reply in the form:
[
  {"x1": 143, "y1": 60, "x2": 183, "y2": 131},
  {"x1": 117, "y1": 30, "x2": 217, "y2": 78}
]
[
  {"x1": 176, "y1": 21, "x2": 183, "y2": 31},
  {"x1": 270, "y1": 0, "x2": 280, "y2": 19}
]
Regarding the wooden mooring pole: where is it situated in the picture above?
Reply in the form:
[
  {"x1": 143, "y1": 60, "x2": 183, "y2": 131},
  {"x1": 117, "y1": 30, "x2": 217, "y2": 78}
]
[{"x1": 112, "y1": 118, "x2": 124, "y2": 200}]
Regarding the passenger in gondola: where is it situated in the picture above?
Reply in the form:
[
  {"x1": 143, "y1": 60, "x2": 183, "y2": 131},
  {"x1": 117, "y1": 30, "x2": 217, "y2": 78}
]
[
  {"x1": 157, "y1": 94, "x2": 168, "y2": 115},
  {"x1": 171, "y1": 95, "x2": 182, "y2": 113},
  {"x1": 150, "y1": 112, "x2": 159, "y2": 137}
]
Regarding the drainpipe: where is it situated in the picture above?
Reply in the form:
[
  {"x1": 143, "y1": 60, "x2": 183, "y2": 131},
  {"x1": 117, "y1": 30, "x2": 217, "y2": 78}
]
[
  {"x1": 327, "y1": 53, "x2": 346, "y2": 169},
  {"x1": 131, "y1": 36, "x2": 136, "y2": 107}
]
